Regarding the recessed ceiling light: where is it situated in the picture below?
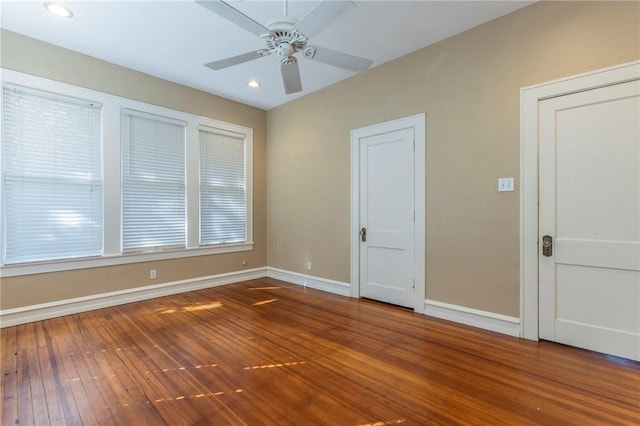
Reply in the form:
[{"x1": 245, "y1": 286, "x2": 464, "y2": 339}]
[
  {"x1": 247, "y1": 80, "x2": 261, "y2": 88},
  {"x1": 44, "y1": 2, "x2": 74, "y2": 18}
]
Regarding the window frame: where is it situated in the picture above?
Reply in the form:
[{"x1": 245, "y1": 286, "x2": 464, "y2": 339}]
[
  {"x1": 121, "y1": 108, "x2": 188, "y2": 253},
  {"x1": 1, "y1": 83, "x2": 104, "y2": 265},
  {"x1": 199, "y1": 125, "x2": 249, "y2": 246},
  {"x1": 0, "y1": 69, "x2": 254, "y2": 278}
]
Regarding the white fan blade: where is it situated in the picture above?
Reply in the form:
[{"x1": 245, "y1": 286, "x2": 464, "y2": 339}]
[
  {"x1": 281, "y1": 61, "x2": 302, "y2": 94},
  {"x1": 196, "y1": 0, "x2": 271, "y2": 37},
  {"x1": 307, "y1": 46, "x2": 372, "y2": 73},
  {"x1": 205, "y1": 51, "x2": 266, "y2": 70},
  {"x1": 293, "y1": 0, "x2": 356, "y2": 38}
]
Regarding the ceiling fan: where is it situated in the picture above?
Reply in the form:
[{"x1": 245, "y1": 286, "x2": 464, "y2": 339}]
[{"x1": 196, "y1": 0, "x2": 373, "y2": 94}]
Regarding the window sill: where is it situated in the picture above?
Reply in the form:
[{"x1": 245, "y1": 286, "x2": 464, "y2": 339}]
[{"x1": 0, "y1": 242, "x2": 254, "y2": 278}]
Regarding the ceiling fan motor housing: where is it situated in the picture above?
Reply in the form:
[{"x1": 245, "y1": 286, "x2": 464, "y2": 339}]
[{"x1": 262, "y1": 17, "x2": 308, "y2": 63}]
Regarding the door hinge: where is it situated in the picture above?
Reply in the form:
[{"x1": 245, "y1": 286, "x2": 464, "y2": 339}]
[
  {"x1": 412, "y1": 279, "x2": 415, "y2": 289},
  {"x1": 413, "y1": 210, "x2": 415, "y2": 222},
  {"x1": 413, "y1": 140, "x2": 415, "y2": 151}
]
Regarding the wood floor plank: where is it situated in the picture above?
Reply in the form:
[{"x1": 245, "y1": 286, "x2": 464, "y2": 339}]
[
  {"x1": 42, "y1": 318, "x2": 87, "y2": 425},
  {"x1": 1, "y1": 324, "x2": 18, "y2": 426},
  {"x1": 1, "y1": 278, "x2": 639, "y2": 425},
  {"x1": 21, "y1": 322, "x2": 50, "y2": 425},
  {"x1": 32, "y1": 321, "x2": 68, "y2": 425},
  {"x1": 16, "y1": 330, "x2": 35, "y2": 426}
]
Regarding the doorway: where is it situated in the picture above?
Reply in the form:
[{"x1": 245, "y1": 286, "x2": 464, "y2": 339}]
[
  {"x1": 521, "y1": 61, "x2": 640, "y2": 361},
  {"x1": 350, "y1": 114, "x2": 425, "y2": 313}
]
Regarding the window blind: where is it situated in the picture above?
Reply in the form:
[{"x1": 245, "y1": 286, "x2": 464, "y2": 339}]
[
  {"x1": 121, "y1": 110, "x2": 186, "y2": 252},
  {"x1": 199, "y1": 127, "x2": 246, "y2": 245},
  {"x1": 2, "y1": 84, "x2": 103, "y2": 264}
]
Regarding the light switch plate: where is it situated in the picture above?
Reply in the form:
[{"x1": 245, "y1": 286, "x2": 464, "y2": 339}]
[{"x1": 498, "y1": 177, "x2": 515, "y2": 192}]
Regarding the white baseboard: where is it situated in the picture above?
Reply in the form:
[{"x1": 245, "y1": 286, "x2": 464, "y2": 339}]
[
  {"x1": 425, "y1": 299, "x2": 521, "y2": 337},
  {"x1": 0, "y1": 267, "x2": 267, "y2": 328},
  {"x1": 266, "y1": 267, "x2": 351, "y2": 297},
  {"x1": 265, "y1": 269, "x2": 521, "y2": 338},
  {"x1": 1, "y1": 266, "x2": 521, "y2": 340}
]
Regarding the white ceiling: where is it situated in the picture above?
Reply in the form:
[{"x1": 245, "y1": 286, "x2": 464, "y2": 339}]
[{"x1": 0, "y1": 0, "x2": 533, "y2": 110}]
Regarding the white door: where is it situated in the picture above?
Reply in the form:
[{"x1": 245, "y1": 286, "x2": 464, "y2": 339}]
[
  {"x1": 539, "y1": 80, "x2": 640, "y2": 361},
  {"x1": 359, "y1": 127, "x2": 415, "y2": 308}
]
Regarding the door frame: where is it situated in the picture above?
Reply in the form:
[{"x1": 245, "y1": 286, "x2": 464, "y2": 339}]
[
  {"x1": 520, "y1": 61, "x2": 639, "y2": 340},
  {"x1": 350, "y1": 113, "x2": 426, "y2": 313}
]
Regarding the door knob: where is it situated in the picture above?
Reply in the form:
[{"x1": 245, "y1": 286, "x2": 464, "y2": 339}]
[
  {"x1": 360, "y1": 227, "x2": 367, "y2": 242},
  {"x1": 542, "y1": 235, "x2": 553, "y2": 257}
]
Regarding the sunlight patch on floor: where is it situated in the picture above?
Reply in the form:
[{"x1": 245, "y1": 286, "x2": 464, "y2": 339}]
[
  {"x1": 151, "y1": 389, "x2": 244, "y2": 404},
  {"x1": 143, "y1": 363, "x2": 219, "y2": 374},
  {"x1": 105, "y1": 389, "x2": 246, "y2": 409},
  {"x1": 357, "y1": 419, "x2": 406, "y2": 426},
  {"x1": 156, "y1": 302, "x2": 223, "y2": 314},
  {"x1": 243, "y1": 361, "x2": 307, "y2": 370},
  {"x1": 252, "y1": 298, "x2": 278, "y2": 306}
]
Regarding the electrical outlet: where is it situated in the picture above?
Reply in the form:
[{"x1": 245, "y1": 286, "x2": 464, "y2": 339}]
[
  {"x1": 150, "y1": 269, "x2": 157, "y2": 279},
  {"x1": 242, "y1": 259, "x2": 247, "y2": 266},
  {"x1": 306, "y1": 261, "x2": 312, "y2": 271}
]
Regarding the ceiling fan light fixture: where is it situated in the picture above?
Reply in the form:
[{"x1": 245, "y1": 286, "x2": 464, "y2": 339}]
[
  {"x1": 247, "y1": 80, "x2": 261, "y2": 88},
  {"x1": 44, "y1": 2, "x2": 74, "y2": 18}
]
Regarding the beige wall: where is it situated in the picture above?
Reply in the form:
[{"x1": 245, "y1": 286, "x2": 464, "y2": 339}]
[
  {"x1": 0, "y1": 30, "x2": 268, "y2": 309},
  {"x1": 266, "y1": 1, "x2": 640, "y2": 317}
]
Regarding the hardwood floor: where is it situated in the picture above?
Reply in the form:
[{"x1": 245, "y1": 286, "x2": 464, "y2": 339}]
[{"x1": 2, "y1": 278, "x2": 639, "y2": 425}]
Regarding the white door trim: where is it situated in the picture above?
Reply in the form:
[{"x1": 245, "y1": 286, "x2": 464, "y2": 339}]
[
  {"x1": 350, "y1": 114, "x2": 426, "y2": 313},
  {"x1": 520, "y1": 61, "x2": 640, "y2": 340}
]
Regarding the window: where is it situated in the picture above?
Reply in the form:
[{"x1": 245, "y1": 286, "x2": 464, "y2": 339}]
[
  {"x1": 199, "y1": 126, "x2": 247, "y2": 245},
  {"x1": 1, "y1": 84, "x2": 102, "y2": 264},
  {"x1": 1, "y1": 69, "x2": 253, "y2": 276},
  {"x1": 121, "y1": 109, "x2": 186, "y2": 252}
]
